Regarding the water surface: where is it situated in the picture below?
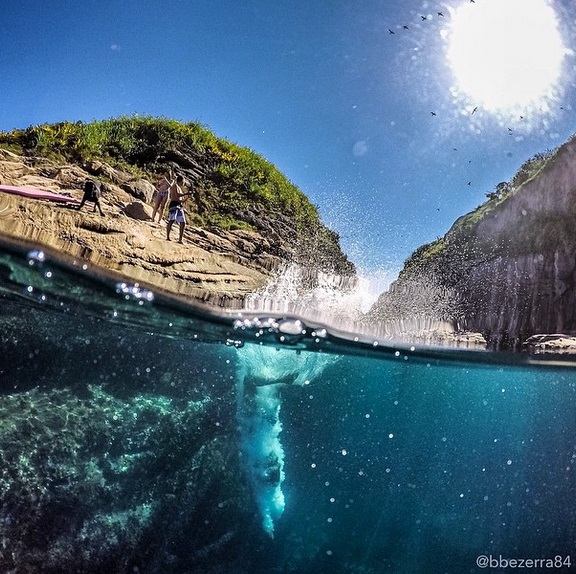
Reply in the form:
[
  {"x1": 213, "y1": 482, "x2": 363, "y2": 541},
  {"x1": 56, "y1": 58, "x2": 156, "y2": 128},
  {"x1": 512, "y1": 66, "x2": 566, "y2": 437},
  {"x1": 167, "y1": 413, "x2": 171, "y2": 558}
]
[{"x1": 0, "y1": 240, "x2": 575, "y2": 574}]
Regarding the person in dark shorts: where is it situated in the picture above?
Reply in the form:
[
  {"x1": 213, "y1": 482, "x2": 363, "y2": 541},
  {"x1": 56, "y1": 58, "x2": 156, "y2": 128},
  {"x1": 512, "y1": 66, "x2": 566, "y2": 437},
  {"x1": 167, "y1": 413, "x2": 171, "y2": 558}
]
[
  {"x1": 166, "y1": 175, "x2": 192, "y2": 243},
  {"x1": 78, "y1": 179, "x2": 104, "y2": 216}
]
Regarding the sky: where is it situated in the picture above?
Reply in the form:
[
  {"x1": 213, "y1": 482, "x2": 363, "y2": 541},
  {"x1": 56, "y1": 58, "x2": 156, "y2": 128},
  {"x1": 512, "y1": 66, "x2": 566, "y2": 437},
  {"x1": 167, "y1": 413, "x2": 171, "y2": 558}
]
[{"x1": 2, "y1": 0, "x2": 576, "y2": 283}]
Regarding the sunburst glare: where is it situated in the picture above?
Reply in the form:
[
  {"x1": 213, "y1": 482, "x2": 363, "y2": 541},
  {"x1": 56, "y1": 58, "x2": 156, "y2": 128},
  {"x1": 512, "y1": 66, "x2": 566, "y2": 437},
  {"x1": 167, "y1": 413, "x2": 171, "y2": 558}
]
[{"x1": 445, "y1": 0, "x2": 566, "y2": 114}]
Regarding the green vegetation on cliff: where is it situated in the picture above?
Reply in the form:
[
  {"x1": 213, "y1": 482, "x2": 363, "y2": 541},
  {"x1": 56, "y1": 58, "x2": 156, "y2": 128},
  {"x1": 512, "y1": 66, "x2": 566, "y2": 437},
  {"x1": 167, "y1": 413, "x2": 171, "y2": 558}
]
[
  {"x1": 0, "y1": 116, "x2": 354, "y2": 275},
  {"x1": 399, "y1": 146, "x2": 559, "y2": 279}
]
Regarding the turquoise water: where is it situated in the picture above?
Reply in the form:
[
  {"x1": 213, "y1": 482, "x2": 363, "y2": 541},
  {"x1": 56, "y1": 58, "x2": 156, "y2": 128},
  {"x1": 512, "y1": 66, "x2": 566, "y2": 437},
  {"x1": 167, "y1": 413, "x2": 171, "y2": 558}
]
[{"x1": 1, "y1": 240, "x2": 575, "y2": 574}]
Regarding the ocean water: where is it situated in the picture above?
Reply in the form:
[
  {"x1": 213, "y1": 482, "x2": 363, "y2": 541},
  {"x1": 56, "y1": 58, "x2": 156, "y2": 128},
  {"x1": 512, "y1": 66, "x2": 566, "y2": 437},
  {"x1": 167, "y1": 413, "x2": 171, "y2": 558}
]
[{"x1": 1, "y1": 239, "x2": 575, "y2": 574}]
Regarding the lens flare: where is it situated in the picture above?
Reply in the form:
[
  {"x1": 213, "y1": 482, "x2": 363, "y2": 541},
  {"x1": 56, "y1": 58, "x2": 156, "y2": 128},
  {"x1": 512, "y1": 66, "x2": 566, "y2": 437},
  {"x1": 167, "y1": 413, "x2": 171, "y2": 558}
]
[{"x1": 446, "y1": 0, "x2": 565, "y2": 112}]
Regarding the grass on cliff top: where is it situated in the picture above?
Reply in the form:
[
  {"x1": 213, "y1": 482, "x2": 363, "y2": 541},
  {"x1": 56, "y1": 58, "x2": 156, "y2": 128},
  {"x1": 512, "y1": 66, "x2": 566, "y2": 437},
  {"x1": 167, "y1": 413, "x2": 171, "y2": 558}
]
[
  {"x1": 0, "y1": 116, "x2": 316, "y2": 222},
  {"x1": 1, "y1": 117, "x2": 316, "y2": 217},
  {"x1": 399, "y1": 146, "x2": 560, "y2": 276},
  {"x1": 451, "y1": 149, "x2": 555, "y2": 235}
]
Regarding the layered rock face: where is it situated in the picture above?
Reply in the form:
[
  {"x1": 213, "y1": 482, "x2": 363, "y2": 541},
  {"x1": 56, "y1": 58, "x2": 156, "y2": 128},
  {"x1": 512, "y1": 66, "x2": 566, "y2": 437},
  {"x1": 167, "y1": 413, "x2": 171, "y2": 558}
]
[
  {"x1": 0, "y1": 147, "x2": 353, "y2": 306},
  {"x1": 370, "y1": 138, "x2": 576, "y2": 345}
]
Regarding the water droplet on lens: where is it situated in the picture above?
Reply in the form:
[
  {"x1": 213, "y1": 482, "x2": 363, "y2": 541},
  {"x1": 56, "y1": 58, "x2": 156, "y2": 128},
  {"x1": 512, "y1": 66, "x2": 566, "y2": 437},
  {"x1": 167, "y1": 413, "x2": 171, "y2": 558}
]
[
  {"x1": 115, "y1": 282, "x2": 154, "y2": 303},
  {"x1": 277, "y1": 319, "x2": 304, "y2": 336},
  {"x1": 27, "y1": 250, "x2": 45, "y2": 264}
]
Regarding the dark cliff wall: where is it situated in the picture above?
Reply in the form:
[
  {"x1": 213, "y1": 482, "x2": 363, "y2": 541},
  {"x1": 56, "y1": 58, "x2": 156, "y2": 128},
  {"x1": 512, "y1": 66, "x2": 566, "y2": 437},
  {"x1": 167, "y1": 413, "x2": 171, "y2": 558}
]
[{"x1": 369, "y1": 136, "x2": 576, "y2": 345}]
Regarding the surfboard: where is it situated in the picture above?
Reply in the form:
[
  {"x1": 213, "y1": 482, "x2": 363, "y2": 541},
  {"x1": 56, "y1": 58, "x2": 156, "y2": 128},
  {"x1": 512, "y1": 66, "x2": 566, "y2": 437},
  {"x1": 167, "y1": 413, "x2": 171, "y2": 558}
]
[{"x1": 0, "y1": 184, "x2": 80, "y2": 203}]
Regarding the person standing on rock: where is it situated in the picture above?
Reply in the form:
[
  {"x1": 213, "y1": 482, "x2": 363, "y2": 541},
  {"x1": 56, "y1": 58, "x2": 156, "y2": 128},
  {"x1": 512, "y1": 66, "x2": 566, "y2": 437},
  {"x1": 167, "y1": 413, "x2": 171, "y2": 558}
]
[
  {"x1": 151, "y1": 170, "x2": 172, "y2": 222},
  {"x1": 166, "y1": 175, "x2": 191, "y2": 243},
  {"x1": 78, "y1": 178, "x2": 104, "y2": 216}
]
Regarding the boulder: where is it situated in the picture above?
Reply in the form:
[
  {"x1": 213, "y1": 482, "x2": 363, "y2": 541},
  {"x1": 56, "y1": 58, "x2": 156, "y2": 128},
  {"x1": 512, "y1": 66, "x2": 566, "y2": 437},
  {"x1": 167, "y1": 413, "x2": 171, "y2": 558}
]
[
  {"x1": 123, "y1": 201, "x2": 152, "y2": 221},
  {"x1": 84, "y1": 160, "x2": 132, "y2": 185},
  {"x1": 120, "y1": 179, "x2": 156, "y2": 203}
]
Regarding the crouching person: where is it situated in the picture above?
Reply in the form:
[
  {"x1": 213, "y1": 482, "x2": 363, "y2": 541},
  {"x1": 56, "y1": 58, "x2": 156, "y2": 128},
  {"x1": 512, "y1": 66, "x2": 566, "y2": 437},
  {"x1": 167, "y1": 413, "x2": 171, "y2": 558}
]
[{"x1": 78, "y1": 179, "x2": 104, "y2": 216}]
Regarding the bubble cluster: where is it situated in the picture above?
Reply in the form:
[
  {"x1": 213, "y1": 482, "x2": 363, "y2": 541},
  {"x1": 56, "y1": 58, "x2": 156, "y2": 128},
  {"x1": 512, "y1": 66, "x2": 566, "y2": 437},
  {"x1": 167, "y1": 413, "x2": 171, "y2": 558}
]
[
  {"x1": 233, "y1": 315, "x2": 328, "y2": 346},
  {"x1": 115, "y1": 282, "x2": 155, "y2": 304}
]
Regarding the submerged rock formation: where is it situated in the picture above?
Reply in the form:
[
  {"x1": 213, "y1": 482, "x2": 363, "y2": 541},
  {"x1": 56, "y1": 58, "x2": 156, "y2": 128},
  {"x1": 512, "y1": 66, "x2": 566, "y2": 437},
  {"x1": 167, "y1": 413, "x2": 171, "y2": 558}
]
[
  {"x1": 0, "y1": 297, "x2": 267, "y2": 573},
  {"x1": 370, "y1": 137, "x2": 576, "y2": 346}
]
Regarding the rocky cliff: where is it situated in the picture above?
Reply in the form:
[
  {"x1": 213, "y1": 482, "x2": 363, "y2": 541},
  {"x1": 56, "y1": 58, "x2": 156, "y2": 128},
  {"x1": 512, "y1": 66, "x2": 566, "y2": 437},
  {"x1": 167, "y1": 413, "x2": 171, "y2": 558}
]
[
  {"x1": 369, "y1": 136, "x2": 576, "y2": 347},
  {"x1": 0, "y1": 118, "x2": 354, "y2": 306}
]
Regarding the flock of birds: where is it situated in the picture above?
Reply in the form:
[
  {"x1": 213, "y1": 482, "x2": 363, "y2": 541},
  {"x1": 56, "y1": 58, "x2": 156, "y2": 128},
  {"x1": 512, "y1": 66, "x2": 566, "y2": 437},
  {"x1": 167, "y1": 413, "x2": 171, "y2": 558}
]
[
  {"x1": 388, "y1": 10, "x2": 446, "y2": 34},
  {"x1": 387, "y1": 0, "x2": 478, "y2": 35},
  {"x1": 386, "y1": 1, "x2": 486, "y2": 190},
  {"x1": 386, "y1": 0, "x2": 569, "y2": 193}
]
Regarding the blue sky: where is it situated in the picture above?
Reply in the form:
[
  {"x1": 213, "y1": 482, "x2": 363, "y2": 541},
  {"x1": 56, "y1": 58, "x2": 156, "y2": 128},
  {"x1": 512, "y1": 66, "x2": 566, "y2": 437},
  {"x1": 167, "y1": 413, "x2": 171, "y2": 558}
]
[{"x1": 2, "y1": 0, "x2": 576, "y2": 279}]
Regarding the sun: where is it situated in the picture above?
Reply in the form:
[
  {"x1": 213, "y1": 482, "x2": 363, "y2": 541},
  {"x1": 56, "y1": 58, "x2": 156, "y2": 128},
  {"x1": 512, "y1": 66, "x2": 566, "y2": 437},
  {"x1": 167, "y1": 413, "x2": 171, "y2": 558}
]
[{"x1": 446, "y1": 0, "x2": 566, "y2": 112}]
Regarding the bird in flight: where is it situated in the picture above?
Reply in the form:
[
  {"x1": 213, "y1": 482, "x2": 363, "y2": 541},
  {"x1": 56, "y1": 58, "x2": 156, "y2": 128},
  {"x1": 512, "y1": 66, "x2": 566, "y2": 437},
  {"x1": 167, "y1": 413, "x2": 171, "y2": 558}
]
[
  {"x1": 403, "y1": 24, "x2": 409, "y2": 30},
  {"x1": 471, "y1": 106, "x2": 478, "y2": 115},
  {"x1": 388, "y1": 28, "x2": 395, "y2": 34},
  {"x1": 430, "y1": 111, "x2": 437, "y2": 116},
  {"x1": 437, "y1": 11, "x2": 444, "y2": 17},
  {"x1": 421, "y1": 15, "x2": 427, "y2": 21}
]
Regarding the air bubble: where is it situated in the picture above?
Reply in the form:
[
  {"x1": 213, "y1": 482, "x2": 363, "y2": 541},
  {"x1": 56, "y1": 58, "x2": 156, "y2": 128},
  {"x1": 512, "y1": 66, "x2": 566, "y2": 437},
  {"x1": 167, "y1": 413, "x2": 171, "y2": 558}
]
[
  {"x1": 27, "y1": 250, "x2": 45, "y2": 264},
  {"x1": 115, "y1": 282, "x2": 155, "y2": 302},
  {"x1": 277, "y1": 319, "x2": 304, "y2": 336}
]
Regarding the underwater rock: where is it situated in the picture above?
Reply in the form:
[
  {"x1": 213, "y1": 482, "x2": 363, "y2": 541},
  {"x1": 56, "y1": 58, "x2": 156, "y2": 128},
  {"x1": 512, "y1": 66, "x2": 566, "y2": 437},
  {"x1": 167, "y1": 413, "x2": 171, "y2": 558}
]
[{"x1": 0, "y1": 375, "x2": 260, "y2": 573}]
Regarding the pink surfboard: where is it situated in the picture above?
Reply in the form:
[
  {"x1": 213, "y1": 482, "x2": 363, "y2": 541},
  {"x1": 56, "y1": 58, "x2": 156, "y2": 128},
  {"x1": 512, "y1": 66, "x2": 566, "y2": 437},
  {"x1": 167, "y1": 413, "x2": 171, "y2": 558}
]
[{"x1": 0, "y1": 184, "x2": 80, "y2": 203}]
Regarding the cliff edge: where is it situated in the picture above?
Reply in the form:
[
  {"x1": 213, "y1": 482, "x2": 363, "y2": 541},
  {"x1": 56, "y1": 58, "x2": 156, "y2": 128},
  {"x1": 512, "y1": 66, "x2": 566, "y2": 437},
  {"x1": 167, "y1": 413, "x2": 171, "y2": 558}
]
[
  {"x1": 0, "y1": 117, "x2": 354, "y2": 306},
  {"x1": 369, "y1": 135, "x2": 576, "y2": 346}
]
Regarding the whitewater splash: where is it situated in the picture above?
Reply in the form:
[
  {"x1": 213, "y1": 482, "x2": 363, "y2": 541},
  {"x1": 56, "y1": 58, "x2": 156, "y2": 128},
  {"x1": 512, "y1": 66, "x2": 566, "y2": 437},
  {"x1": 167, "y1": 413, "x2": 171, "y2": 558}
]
[
  {"x1": 241, "y1": 263, "x2": 456, "y2": 342},
  {"x1": 235, "y1": 344, "x2": 335, "y2": 537},
  {"x1": 244, "y1": 263, "x2": 391, "y2": 330}
]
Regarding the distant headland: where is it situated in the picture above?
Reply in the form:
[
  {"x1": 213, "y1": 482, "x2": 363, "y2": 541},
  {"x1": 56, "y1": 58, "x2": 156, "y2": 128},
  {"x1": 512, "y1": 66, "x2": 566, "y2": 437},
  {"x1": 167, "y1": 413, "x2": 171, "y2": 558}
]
[{"x1": 368, "y1": 131, "x2": 576, "y2": 349}]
